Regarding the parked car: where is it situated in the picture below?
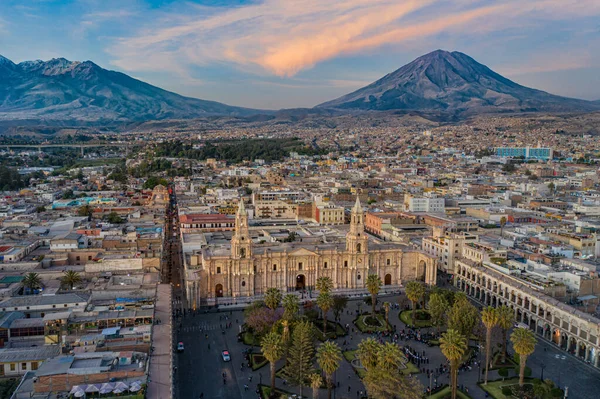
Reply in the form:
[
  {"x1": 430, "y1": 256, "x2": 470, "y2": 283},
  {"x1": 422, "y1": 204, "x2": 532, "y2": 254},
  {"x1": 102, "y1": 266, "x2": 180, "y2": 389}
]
[
  {"x1": 177, "y1": 342, "x2": 184, "y2": 352},
  {"x1": 222, "y1": 350, "x2": 231, "y2": 362}
]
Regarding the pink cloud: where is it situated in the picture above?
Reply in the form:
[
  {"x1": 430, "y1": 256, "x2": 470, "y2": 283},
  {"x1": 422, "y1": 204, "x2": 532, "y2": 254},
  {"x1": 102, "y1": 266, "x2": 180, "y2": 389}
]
[{"x1": 108, "y1": 0, "x2": 600, "y2": 77}]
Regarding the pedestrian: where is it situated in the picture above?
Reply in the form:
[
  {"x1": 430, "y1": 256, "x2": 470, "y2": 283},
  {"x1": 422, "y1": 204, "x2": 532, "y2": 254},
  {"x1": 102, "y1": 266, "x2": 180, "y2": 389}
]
[{"x1": 348, "y1": 386, "x2": 351, "y2": 393}]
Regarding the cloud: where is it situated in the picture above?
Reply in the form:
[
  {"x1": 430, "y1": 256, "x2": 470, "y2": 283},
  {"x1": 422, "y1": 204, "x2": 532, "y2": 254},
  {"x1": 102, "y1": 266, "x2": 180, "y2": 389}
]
[{"x1": 108, "y1": 0, "x2": 600, "y2": 77}]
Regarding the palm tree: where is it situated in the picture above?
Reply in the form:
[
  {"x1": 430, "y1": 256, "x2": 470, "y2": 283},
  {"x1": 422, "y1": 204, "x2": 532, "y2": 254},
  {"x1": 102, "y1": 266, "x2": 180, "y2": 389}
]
[
  {"x1": 317, "y1": 291, "x2": 333, "y2": 334},
  {"x1": 481, "y1": 306, "x2": 499, "y2": 384},
  {"x1": 366, "y1": 274, "x2": 381, "y2": 316},
  {"x1": 282, "y1": 293, "x2": 299, "y2": 321},
  {"x1": 511, "y1": 327, "x2": 537, "y2": 387},
  {"x1": 22, "y1": 272, "x2": 42, "y2": 294},
  {"x1": 405, "y1": 281, "x2": 425, "y2": 326},
  {"x1": 316, "y1": 341, "x2": 342, "y2": 399},
  {"x1": 265, "y1": 288, "x2": 282, "y2": 310},
  {"x1": 357, "y1": 337, "x2": 380, "y2": 370},
  {"x1": 497, "y1": 306, "x2": 515, "y2": 364},
  {"x1": 310, "y1": 373, "x2": 322, "y2": 399},
  {"x1": 500, "y1": 216, "x2": 507, "y2": 238},
  {"x1": 62, "y1": 270, "x2": 82, "y2": 290},
  {"x1": 316, "y1": 276, "x2": 333, "y2": 294},
  {"x1": 440, "y1": 329, "x2": 467, "y2": 399},
  {"x1": 383, "y1": 302, "x2": 390, "y2": 325},
  {"x1": 261, "y1": 331, "x2": 284, "y2": 396}
]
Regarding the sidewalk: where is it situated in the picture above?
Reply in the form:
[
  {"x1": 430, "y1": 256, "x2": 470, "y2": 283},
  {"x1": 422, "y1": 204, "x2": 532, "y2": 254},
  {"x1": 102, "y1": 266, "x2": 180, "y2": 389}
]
[{"x1": 147, "y1": 284, "x2": 173, "y2": 399}]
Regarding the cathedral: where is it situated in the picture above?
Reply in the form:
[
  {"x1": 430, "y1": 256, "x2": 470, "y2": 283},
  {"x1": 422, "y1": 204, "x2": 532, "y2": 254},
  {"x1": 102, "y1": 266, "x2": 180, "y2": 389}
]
[{"x1": 186, "y1": 198, "x2": 437, "y2": 306}]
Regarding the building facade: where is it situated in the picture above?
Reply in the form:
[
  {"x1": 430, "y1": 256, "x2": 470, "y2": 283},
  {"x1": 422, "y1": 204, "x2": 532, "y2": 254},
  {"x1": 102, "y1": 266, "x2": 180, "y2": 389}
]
[{"x1": 186, "y1": 199, "x2": 437, "y2": 306}]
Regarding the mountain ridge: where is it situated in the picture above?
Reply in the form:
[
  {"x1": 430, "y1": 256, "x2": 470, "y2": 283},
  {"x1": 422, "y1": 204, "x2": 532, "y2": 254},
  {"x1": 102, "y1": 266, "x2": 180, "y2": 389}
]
[
  {"x1": 317, "y1": 50, "x2": 600, "y2": 116},
  {"x1": 0, "y1": 55, "x2": 262, "y2": 122}
]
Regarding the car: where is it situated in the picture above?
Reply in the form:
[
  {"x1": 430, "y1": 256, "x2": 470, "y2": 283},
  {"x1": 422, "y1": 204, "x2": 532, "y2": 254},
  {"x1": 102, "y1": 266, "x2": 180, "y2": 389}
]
[
  {"x1": 221, "y1": 350, "x2": 231, "y2": 362},
  {"x1": 177, "y1": 342, "x2": 184, "y2": 352}
]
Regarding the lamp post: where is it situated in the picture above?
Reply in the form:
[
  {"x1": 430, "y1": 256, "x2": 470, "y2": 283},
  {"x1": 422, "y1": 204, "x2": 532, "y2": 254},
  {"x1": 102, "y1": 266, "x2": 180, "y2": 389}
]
[{"x1": 540, "y1": 362, "x2": 546, "y2": 381}]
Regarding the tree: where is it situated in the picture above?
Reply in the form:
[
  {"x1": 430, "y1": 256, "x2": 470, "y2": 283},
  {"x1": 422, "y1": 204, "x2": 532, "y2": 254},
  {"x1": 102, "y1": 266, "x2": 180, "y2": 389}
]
[
  {"x1": 316, "y1": 276, "x2": 333, "y2": 294},
  {"x1": 547, "y1": 182, "x2": 555, "y2": 193},
  {"x1": 310, "y1": 373, "x2": 322, "y2": 399},
  {"x1": 497, "y1": 306, "x2": 515, "y2": 364},
  {"x1": 316, "y1": 341, "x2": 342, "y2": 399},
  {"x1": 360, "y1": 340, "x2": 422, "y2": 399},
  {"x1": 481, "y1": 307, "x2": 499, "y2": 384},
  {"x1": 284, "y1": 320, "x2": 315, "y2": 398},
  {"x1": 405, "y1": 281, "x2": 425, "y2": 326},
  {"x1": 107, "y1": 212, "x2": 124, "y2": 224},
  {"x1": 332, "y1": 295, "x2": 348, "y2": 322},
  {"x1": 511, "y1": 327, "x2": 537, "y2": 387},
  {"x1": 62, "y1": 189, "x2": 75, "y2": 199},
  {"x1": 61, "y1": 270, "x2": 82, "y2": 290},
  {"x1": 447, "y1": 292, "x2": 480, "y2": 338},
  {"x1": 428, "y1": 292, "x2": 449, "y2": 333},
  {"x1": 261, "y1": 331, "x2": 284, "y2": 396},
  {"x1": 500, "y1": 216, "x2": 507, "y2": 238},
  {"x1": 246, "y1": 306, "x2": 282, "y2": 337},
  {"x1": 366, "y1": 274, "x2": 382, "y2": 316},
  {"x1": 316, "y1": 291, "x2": 333, "y2": 334},
  {"x1": 383, "y1": 302, "x2": 390, "y2": 325},
  {"x1": 440, "y1": 329, "x2": 468, "y2": 399},
  {"x1": 282, "y1": 294, "x2": 299, "y2": 322},
  {"x1": 78, "y1": 205, "x2": 92, "y2": 218},
  {"x1": 357, "y1": 337, "x2": 380, "y2": 370},
  {"x1": 265, "y1": 288, "x2": 282, "y2": 310},
  {"x1": 22, "y1": 272, "x2": 42, "y2": 294}
]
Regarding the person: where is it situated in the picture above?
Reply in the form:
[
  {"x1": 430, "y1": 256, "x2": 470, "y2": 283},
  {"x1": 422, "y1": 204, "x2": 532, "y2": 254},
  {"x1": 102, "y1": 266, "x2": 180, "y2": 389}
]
[{"x1": 199, "y1": 394, "x2": 204, "y2": 398}]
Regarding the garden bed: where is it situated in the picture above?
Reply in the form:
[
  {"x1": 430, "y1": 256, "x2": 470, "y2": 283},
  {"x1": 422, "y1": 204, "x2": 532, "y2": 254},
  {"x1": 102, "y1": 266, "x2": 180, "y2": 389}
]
[
  {"x1": 250, "y1": 353, "x2": 268, "y2": 371},
  {"x1": 241, "y1": 330, "x2": 261, "y2": 346},
  {"x1": 354, "y1": 313, "x2": 391, "y2": 333},
  {"x1": 258, "y1": 384, "x2": 305, "y2": 399},
  {"x1": 429, "y1": 385, "x2": 473, "y2": 399},
  {"x1": 313, "y1": 319, "x2": 347, "y2": 341},
  {"x1": 478, "y1": 378, "x2": 563, "y2": 399},
  {"x1": 399, "y1": 310, "x2": 433, "y2": 328}
]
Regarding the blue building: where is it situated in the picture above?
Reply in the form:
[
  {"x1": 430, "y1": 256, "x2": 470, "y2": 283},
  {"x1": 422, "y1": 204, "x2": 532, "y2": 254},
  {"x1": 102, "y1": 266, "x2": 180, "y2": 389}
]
[{"x1": 495, "y1": 147, "x2": 553, "y2": 160}]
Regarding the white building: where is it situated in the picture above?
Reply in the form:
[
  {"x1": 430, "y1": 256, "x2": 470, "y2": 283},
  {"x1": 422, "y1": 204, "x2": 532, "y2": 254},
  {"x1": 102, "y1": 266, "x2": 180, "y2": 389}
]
[{"x1": 404, "y1": 194, "x2": 445, "y2": 213}]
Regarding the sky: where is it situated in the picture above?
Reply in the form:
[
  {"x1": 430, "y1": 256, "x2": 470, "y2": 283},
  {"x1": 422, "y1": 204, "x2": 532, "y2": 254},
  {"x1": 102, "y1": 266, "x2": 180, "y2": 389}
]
[{"x1": 1, "y1": 0, "x2": 599, "y2": 109}]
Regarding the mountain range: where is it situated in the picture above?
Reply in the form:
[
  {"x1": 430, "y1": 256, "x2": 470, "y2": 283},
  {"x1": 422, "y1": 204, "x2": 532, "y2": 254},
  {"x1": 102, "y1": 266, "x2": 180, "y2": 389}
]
[
  {"x1": 0, "y1": 50, "x2": 599, "y2": 123},
  {"x1": 0, "y1": 55, "x2": 257, "y2": 122}
]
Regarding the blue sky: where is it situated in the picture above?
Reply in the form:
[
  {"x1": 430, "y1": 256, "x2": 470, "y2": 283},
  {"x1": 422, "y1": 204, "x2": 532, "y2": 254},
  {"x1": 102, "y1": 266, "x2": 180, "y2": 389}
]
[{"x1": 1, "y1": 0, "x2": 599, "y2": 109}]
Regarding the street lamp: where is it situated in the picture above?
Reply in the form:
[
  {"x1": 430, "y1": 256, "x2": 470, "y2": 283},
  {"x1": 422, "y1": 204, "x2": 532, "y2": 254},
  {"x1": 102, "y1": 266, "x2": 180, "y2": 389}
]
[{"x1": 540, "y1": 362, "x2": 546, "y2": 381}]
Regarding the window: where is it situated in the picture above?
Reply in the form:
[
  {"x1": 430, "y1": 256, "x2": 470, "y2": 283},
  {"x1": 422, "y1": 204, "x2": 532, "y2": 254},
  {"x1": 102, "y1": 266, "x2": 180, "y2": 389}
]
[
  {"x1": 323, "y1": 262, "x2": 328, "y2": 269},
  {"x1": 21, "y1": 363, "x2": 27, "y2": 370},
  {"x1": 386, "y1": 259, "x2": 390, "y2": 266},
  {"x1": 10, "y1": 364, "x2": 15, "y2": 371},
  {"x1": 31, "y1": 362, "x2": 38, "y2": 370},
  {"x1": 273, "y1": 264, "x2": 277, "y2": 271},
  {"x1": 217, "y1": 267, "x2": 221, "y2": 274},
  {"x1": 64, "y1": 304, "x2": 68, "y2": 307},
  {"x1": 357, "y1": 274, "x2": 361, "y2": 280},
  {"x1": 298, "y1": 262, "x2": 303, "y2": 270},
  {"x1": 344, "y1": 261, "x2": 348, "y2": 267},
  {"x1": 242, "y1": 281, "x2": 246, "y2": 287}
]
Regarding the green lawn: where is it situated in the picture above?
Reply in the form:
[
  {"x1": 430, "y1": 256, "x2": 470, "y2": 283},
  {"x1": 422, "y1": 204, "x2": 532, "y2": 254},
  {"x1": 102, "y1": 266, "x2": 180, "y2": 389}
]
[
  {"x1": 241, "y1": 331, "x2": 261, "y2": 346},
  {"x1": 354, "y1": 314, "x2": 391, "y2": 333},
  {"x1": 250, "y1": 353, "x2": 268, "y2": 371},
  {"x1": 478, "y1": 378, "x2": 563, "y2": 399},
  {"x1": 429, "y1": 385, "x2": 473, "y2": 399},
  {"x1": 259, "y1": 384, "x2": 304, "y2": 399},
  {"x1": 399, "y1": 310, "x2": 433, "y2": 328},
  {"x1": 313, "y1": 319, "x2": 347, "y2": 341}
]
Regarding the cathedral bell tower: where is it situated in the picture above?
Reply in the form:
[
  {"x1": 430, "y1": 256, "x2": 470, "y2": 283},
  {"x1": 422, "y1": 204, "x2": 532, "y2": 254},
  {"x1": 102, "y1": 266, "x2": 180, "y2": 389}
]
[
  {"x1": 231, "y1": 200, "x2": 252, "y2": 258},
  {"x1": 346, "y1": 197, "x2": 368, "y2": 254}
]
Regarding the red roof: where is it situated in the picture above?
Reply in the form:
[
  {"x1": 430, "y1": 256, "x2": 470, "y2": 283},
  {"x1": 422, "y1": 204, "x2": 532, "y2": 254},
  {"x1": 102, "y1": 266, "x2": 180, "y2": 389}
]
[
  {"x1": 180, "y1": 214, "x2": 233, "y2": 223},
  {"x1": 0, "y1": 246, "x2": 13, "y2": 253}
]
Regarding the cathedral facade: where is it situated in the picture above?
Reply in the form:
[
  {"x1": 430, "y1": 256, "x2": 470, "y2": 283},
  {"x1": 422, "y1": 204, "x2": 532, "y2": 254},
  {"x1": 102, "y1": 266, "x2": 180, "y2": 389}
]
[{"x1": 186, "y1": 198, "x2": 437, "y2": 306}]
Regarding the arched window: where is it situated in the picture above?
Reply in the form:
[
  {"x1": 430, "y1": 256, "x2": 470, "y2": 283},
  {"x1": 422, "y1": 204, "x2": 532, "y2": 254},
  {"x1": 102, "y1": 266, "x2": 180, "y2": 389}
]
[
  {"x1": 273, "y1": 264, "x2": 277, "y2": 271},
  {"x1": 242, "y1": 281, "x2": 246, "y2": 287},
  {"x1": 356, "y1": 243, "x2": 361, "y2": 253}
]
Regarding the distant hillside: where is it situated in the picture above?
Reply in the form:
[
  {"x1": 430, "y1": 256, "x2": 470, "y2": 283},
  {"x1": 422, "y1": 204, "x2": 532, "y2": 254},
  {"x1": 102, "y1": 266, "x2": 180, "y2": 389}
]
[
  {"x1": 0, "y1": 55, "x2": 261, "y2": 122},
  {"x1": 317, "y1": 50, "x2": 600, "y2": 116}
]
